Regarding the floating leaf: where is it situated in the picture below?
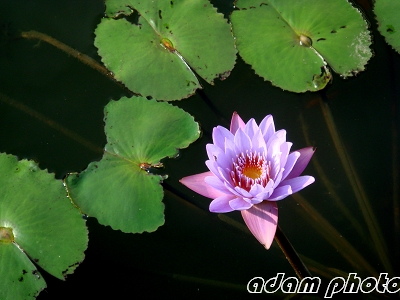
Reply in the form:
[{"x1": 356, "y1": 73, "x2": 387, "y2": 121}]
[
  {"x1": 95, "y1": 0, "x2": 236, "y2": 100},
  {"x1": 105, "y1": 0, "x2": 133, "y2": 17},
  {"x1": 65, "y1": 96, "x2": 200, "y2": 233},
  {"x1": 231, "y1": 0, "x2": 372, "y2": 92},
  {"x1": 0, "y1": 243, "x2": 45, "y2": 299},
  {"x1": 374, "y1": 0, "x2": 400, "y2": 53},
  {"x1": 0, "y1": 153, "x2": 88, "y2": 299}
]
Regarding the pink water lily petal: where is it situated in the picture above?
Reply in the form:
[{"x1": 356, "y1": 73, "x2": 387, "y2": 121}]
[
  {"x1": 213, "y1": 126, "x2": 234, "y2": 150},
  {"x1": 254, "y1": 190, "x2": 272, "y2": 201},
  {"x1": 286, "y1": 147, "x2": 315, "y2": 180},
  {"x1": 224, "y1": 183, "x2": 244, "y2": 198},
  {"x1": 280, "y1": 176, "x2": 315, "y2": 193},
  {"x1": 206, "y1": 144, "x2": 230, "y2": 170},
  {"x1": 281, "y1": 151, "x2": 300, "y2": 181},
  {"x1": 266, "y1": 129, "x2": 286, "y2": 150},
  {"x1": 255, "y1": 180, "x2": 275, "y2": 199},
  {"x1": 259, "y1": 114, "x2": 275, "y2": 141},
  {"x1": 271, "y1": 166, "x2": 284, "y2": 189},
  {"x1": 216, "y1": 165, "x2": 235, "y2": 188},
  {"x1": 224, "y1": 137, "x2": 236, "y2": 156},
  {"x1": 244, "y1": 118, "x2": 258, "y2": 138},
  {"x1": 204, "y1": 175, "x2": 231, "y2": 194},
  {"x1": 250, "y1": 197, "x2": 264, "y2": 205},
  {"x1": 205, "y1": 160, "x2": 220, "y2": 179},
  {"x1": 279, "y1": 141, "x2": 293, "y2": 169},
  {"x1": 180, "y1": 112, "x2": 316, "y2": 251},
  {"x1": 209, "y1": 194, "x2": 238, "y2": 213},
  {"x1": 269, "y1": 152, "x2": 281, "y2": 182},
  {"x1": 180, "y1": 172, "x2": 228, "y2": 199},
  {"x1": 229, "y1": 197, "x2": 253, "y2": 210},
  {"x1": 234, "y1": 128, "x2": 252, "y2": 154},
  {"x1": 230, "y1": 111, "x2": 245, "y2": 134},
  {"x1": 251, "y1": 128, "x2": 267, "y2": 153},
  {"x1": 268, "y1": 185, "x2": 293, "y2": 200},
  {"x1": 267, "y1": 136, "x2": 283, "y2": 165},
  {"x1": 206, "y1": 160, "x2": 232, "y2": 185},
  {"x1": 206, "y1": 143, "x2": 223, "y2": 161},
  {"x1": 249, "y1": 183, "x2": 265, "y2": 197},
  {"x1": 234, "y1": 186, "x2": 253, "y2": 198},
  {"x1": 241, "y1": 201, "x2": 278, "y2": 249}
]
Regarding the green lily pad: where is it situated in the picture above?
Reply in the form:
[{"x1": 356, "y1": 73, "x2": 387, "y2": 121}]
[
  {"x1": 374, "y1": 0, "x2": 400, "y2": 53},
  {"x1": 0, "y1": 153, "x2": 88, "y2": 299},
  {"x1": 0, "y1": 244, "x2": 45, "y2": 299},
  {"x1": 231, "y1": 0, "x2": 372, "y2": 92},
  {"x1": 65, "y1": 96, "x2": 200, "y2": 233},
  {"x1": 95, "y1": 0, "x2": 236, "y2": 101}
]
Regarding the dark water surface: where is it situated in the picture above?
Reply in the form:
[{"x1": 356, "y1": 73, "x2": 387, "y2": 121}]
[{"x1": 0, "y1": 0, "x2": 399, "y2": 299}]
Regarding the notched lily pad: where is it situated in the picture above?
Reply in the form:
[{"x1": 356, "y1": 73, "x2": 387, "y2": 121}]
[
  {"x1": 0, "y1": 244, "x2": 46, "y2": 299},
  {"x1": 0, "y1": 153, "x2": 88, "y2": 299},
  {"x1": 65, "y1": 96, "x2": 200, "y2": 233},
  {"x1": 374, "y1": 0, "x2": 400, "y2": 53},
  {"x1": 231, "y1": 0, "x2": 372, "y2": 92},
  {"x1": 95, "y1": 0, "x2": 236, "y2": 100}
]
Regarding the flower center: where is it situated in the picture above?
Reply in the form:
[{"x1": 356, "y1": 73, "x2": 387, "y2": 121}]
[
  {"x1": 231, "y1": 151, "x2": 270, "y2": 191},
  {"x1": 242, "y1": 165, "x2": 262, "y2": 180}
]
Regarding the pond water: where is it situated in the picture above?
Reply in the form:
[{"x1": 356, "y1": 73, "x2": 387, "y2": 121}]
[{"x1": 0, "y1": 0, "x2": 398, "y2": 299}]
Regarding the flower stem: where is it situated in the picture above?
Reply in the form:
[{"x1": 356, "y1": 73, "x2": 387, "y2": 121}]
[
  {"x1": 298, "y1": 112, "x2": 366, "y2": 239},
  {"x1": 20, "y1": 30, "x2": 110, "y2": 77},
  {"x1": 0, "y1": 92, "x2": 102, "y2": 153},
  {"x1": 291, "y1": 193, "x2": 378, "y2": 276},
  {"x1": 19, "y1": 30, "x2": 132, "y2": 93},
  {"x1": 318, "y1": 97, "x2": 392, "y2": 275},
  {"x1": 274, "y1": 226, "x2": 327, "y2": 299},
  {"x1": 274, "y1": 225, "x2": 312, "y2": 280}
]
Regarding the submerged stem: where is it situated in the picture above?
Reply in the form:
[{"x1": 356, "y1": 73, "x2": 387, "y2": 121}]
[
  {"x1": 19, "y1": 30, "x2": 132, "y2": 93},
  {"x1": 299, "y1": 111, "x2": 366, "y2": 239},
  {"x1": 274, "y1": 225, "x2": 312, "y2": 280},
  {"x1": 274, "y1": 226, "x2": 326, "y2": 299},
  {"x1": 0, "y1": 92, "x2": 102, "y2": 154},
  {"x1": 319, "y1": 98, "x2": 393, "y2": 275},
  {"x1": 20, "y1": 30, "x2": 110, "y2": 77},
  {"x1": 292, "y1": 193, "x2": 378, "y2": 276}
]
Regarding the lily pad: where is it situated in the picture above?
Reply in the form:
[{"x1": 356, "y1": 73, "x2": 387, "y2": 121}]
[
  {"x1": 0, "y1": 153, "x2": 88, "y2": 299},
  {"x1": 374, "y1": 0, "x2": 400, "y2": 53},
  {"x1": 65, "y1": 96, "x2": 200, "y2": 233},
  {"x1": 231, "y1": 0, "x2": 372, "y2": 92},
  {"x1": 94, "y1": 0, "x2": 236, "y2": 100},
  {"x1": 0, "y1": 244, "x2": 45, "y2": 299}
]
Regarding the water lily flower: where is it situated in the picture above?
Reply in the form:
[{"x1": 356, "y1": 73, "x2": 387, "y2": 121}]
[{"x1": 180, "y1": 112, "x2": 315, "y2": 249}]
